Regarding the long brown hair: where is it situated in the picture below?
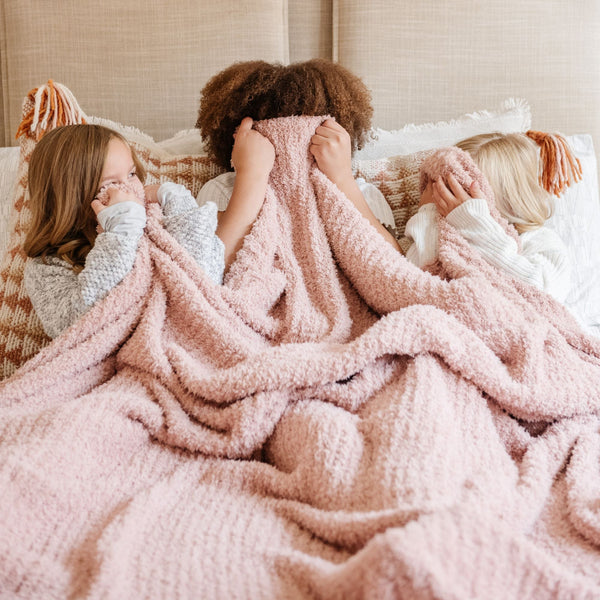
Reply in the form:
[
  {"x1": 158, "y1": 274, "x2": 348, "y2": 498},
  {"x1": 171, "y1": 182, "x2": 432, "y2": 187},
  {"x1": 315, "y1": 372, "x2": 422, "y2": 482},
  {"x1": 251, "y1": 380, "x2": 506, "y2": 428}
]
[
  {"x1": 196, "y1": 59, "x2": 374, "y2": 171},
  {"x1": 23, "y1": 124, "x2": 146, "y2": 272}
]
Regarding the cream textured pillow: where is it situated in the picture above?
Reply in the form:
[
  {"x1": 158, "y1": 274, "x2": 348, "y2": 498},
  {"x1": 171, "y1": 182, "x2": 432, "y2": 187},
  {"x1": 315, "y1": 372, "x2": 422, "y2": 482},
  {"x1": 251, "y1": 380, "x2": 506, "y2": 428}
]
[
  {"x1": 0, "y1": 148, "x2": 20, "y2": 258},
  {"x1": 354, "y1": 98, "x2": 531, "y2": 160},
  {"x1": 0, "y1": 83, "x2": 225, "y2": 379}
]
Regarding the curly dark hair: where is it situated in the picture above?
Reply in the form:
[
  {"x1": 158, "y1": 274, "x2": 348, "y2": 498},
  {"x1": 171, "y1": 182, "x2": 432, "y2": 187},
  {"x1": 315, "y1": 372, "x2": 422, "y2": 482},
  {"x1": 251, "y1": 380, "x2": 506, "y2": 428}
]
[{"x1": 196, "y1": 59, "x2": 374, "y2": 171}]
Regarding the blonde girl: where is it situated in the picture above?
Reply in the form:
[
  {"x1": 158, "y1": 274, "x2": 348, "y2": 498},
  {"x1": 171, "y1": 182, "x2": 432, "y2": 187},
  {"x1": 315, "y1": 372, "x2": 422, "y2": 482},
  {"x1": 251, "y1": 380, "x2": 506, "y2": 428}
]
[{"x1": 405, "y1": 131, "x2": 578, "y2": 303}]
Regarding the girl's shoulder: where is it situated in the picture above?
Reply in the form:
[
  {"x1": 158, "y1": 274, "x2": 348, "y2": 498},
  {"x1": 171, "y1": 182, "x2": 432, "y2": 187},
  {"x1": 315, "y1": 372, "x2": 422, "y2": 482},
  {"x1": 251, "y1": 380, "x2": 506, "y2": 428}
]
[
  {"x1": 23, "y1": 255, "x2": 75, "y2": 296},
  {"x1": 25, "y1": 254, "x2": 72, "y2": 271},
  {"x1": 24, "y1": 255, "x2": 75, "y2": 285}
]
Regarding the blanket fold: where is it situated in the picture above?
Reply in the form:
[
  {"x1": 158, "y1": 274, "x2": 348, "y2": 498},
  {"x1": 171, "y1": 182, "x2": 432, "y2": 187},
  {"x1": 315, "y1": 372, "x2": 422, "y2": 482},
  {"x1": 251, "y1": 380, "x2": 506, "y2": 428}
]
[{"x1": 1, "y1": 115, "x2": 600, "y2": 599}]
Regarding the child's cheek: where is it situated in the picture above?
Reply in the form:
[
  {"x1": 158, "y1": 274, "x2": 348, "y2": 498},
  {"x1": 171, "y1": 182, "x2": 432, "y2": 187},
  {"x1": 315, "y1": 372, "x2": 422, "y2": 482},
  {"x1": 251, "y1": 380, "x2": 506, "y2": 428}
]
[{"x1": 95, "y1": 180, "x2": 146, "y2": 206}]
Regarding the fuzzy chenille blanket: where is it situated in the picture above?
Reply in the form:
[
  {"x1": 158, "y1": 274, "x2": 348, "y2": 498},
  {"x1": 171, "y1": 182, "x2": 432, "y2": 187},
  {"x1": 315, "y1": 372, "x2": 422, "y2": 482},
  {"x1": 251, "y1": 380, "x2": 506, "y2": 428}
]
[{"x1": 1, "y1": 116, "x2": 600, "y2": 599}]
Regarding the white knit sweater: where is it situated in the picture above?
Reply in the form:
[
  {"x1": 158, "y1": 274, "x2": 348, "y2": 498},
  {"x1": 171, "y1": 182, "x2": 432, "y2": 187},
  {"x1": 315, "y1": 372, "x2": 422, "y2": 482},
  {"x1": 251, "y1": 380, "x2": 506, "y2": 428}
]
[{"x1": 405, "y1": 198, "x2": 572, "y2": 303}]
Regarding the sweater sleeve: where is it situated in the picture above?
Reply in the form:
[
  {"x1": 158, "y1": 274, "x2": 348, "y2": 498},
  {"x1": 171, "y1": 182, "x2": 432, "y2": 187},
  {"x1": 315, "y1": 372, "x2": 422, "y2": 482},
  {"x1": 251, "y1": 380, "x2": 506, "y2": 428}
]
[
  {"x1": 158, "y1": 182, "x2": 225, "y2": 285},
  {"x1": 446, "y1": 197, "x2": 572, "y2": 302},
  {"x1": 23, "y1": 202, "x2": 145, "y2": 339},
  {"x1": 404, "y1": 203, "x2": 439, "y2": 267}
]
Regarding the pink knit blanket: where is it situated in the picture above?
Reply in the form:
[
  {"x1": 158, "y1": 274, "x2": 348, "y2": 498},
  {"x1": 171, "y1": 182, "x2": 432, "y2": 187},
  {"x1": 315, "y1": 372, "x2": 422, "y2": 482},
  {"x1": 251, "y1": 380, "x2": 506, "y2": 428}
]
[{"x1": 1, "y1": 116, "x2": 600, "y2": 599}]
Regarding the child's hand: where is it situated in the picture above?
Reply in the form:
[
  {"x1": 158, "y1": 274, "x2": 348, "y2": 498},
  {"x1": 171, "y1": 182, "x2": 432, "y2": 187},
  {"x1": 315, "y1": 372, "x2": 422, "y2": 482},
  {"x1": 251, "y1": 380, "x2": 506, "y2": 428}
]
[
  {"x1": 231, "y1": 117, "x2": 275, "y2": 180},
  {"x1": 91, "y1": 187, "x2": 145, "y2": 218},
  {"x1": 143, "y1": 184, "x2": 161, "y2": 205},
  {"x1": 419, "y1": 181, "x2": 435, "y2": 207},
  {"x1": 309, "y1": 118, "x2": 354, "y2": 189},
  {"x1": 432, "y1": 174, "x2": 482, "y2": 217}
]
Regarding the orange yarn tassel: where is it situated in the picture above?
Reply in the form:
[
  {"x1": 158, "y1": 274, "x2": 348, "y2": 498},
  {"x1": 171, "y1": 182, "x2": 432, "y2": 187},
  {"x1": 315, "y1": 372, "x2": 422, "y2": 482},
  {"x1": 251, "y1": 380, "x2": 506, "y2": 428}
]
[
  {"x1": 526, "y1": 130, "x2": 582, "y2": 196},
  {"x1": 15, "y1": 80, "x2": 86, "y2": 141}
]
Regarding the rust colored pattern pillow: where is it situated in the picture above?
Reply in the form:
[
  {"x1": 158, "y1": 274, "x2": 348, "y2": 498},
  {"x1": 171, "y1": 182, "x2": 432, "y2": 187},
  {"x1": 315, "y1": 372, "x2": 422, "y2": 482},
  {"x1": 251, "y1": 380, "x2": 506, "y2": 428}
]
[
  {"x1": 0, "y1": 83, "x2": 225, "y2": 379},
  {"x1": 353, "y1": 150, "x2": 432, "y2": 253}
]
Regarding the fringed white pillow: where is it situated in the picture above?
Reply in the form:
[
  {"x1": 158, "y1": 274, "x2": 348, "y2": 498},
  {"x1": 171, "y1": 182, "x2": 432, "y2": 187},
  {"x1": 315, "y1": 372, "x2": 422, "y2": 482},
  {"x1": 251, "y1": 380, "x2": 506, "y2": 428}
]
[{"x1": 354, "y1": 98, "x2": 531, "y2": 160}]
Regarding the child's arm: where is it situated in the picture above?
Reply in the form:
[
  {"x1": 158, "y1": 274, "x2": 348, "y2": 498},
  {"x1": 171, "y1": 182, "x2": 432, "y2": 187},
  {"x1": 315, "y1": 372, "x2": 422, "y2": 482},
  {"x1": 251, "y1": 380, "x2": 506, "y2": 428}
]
[
  {"x1": 435, "y1": 175, "x2": 572, "y2": 301},
  {"x1": 147, "y1": 182, "x2": 225, "y2": 284},
  {"x1": 216, "y1": 117, "x2": 275, "y2": 269},
  {"x1": 309, "y1": 119, "x2": 400, "y2": 250},
  {"x1": 24, "y1": 189, "x2": 145, "y2": 338}
]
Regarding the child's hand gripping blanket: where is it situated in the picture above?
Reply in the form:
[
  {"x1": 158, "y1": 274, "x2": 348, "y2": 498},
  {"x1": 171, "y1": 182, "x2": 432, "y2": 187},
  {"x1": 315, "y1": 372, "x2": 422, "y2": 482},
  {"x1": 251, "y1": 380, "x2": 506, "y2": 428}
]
[{"x1": 1, "y1": 116, "x2": 600, "y2": 599}]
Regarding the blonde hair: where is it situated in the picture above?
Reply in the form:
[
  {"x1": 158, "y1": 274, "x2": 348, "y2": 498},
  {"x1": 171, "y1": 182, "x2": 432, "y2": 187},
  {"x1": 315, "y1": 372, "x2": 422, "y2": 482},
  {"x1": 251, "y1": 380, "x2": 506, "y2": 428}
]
[
  {"x1": 455, "y1": 132, "x2": 553, "y2": 234},
  {"x1": 23, "y1": 124, "x2": 146, "y2": 273}
]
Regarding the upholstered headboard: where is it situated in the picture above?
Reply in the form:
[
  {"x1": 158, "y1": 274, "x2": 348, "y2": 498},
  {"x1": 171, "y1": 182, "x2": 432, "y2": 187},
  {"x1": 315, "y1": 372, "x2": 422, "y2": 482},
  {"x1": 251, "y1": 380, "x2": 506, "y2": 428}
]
[
  {"x1": 333, "y1": 0, "x2": 600, "y2": 141},
  {"x1": 1, "y1": 0, "x2": 598, "y2": 151},
  {"x1": 0, "y1": 0, "x2": 289, "y2": 144}
]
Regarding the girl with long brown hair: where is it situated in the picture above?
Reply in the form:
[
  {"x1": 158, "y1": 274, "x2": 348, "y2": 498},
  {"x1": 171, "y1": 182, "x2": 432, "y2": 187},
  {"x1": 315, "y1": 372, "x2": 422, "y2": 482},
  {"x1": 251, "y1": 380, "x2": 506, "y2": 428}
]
[{"x1": 23, "y1": 122, "x2": 271, "y2": 338}]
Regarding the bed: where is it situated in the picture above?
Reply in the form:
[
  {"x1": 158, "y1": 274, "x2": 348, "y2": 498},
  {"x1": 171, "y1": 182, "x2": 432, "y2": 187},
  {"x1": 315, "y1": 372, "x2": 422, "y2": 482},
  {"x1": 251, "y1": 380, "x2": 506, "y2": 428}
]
[{"x1": 1, "y1": 1, "x2": 600, "y2": 598}]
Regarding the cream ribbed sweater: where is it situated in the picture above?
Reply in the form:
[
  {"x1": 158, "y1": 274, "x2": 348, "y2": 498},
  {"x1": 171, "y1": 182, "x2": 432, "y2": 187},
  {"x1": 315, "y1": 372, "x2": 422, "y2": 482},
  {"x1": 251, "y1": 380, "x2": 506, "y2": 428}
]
[{"x1": 405, "y1": 198, "x2": 572, "y2": 303}]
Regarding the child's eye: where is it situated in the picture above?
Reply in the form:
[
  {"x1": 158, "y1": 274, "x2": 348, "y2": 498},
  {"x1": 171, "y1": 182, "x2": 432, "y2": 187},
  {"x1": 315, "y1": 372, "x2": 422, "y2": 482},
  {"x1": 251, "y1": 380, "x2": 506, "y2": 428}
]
[
  {"x1": 99, "y1": 180, "x2": 117, "y2": 190},
  {"x1": 128, "y1": 169, "x2": 137, "y2": 179}
]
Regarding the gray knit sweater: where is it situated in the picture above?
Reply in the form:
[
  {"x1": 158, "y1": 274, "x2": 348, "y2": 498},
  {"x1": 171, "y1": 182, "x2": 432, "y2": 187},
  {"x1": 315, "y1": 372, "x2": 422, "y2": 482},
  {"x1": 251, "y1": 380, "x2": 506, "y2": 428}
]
[{"x1": 24, "y1": 182, "x2": 224, "y2": 338}]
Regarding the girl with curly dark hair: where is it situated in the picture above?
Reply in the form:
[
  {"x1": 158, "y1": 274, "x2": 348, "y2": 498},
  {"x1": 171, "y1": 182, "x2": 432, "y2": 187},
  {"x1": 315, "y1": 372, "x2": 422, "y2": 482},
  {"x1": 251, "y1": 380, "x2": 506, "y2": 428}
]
[{"x1": 196, "y1": 59, "x2": 398, "y2": 253}]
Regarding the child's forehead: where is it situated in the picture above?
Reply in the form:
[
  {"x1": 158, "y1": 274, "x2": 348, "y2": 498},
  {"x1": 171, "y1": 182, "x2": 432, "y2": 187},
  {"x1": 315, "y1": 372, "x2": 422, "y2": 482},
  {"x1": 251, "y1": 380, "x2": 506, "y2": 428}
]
[
  {"x1": 99, "y1": 139, "x2": 135, "y2": 182},
  {"x1": 103, "y1": 139, "x2": 133, "y2": 166},
  {"x1": 107, "y1": 136, "x2": 132, "y2": 156}
]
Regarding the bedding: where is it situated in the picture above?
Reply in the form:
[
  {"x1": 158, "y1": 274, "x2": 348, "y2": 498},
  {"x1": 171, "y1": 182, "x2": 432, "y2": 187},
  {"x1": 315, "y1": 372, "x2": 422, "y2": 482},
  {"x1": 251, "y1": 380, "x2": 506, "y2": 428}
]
[
  {"x1": 2, "y1": 111, "x2": 600, "y2": 599},
  {"x1": 1, "y1": 2, "x2": 599, "y2": 598},
  {"x1": 353, "y1": 97, "x2": 533, "y2": 160},
  {"x1": 1, "y1": 85, "x2": 600, "y2": 380}
]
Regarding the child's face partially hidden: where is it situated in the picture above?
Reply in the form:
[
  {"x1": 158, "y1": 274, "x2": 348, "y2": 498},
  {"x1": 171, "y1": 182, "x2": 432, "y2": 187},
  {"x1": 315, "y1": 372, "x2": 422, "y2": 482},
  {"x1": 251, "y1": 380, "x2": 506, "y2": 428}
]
[{"x1": 96, "y1": 138, "x2": 145, "y2": 204}]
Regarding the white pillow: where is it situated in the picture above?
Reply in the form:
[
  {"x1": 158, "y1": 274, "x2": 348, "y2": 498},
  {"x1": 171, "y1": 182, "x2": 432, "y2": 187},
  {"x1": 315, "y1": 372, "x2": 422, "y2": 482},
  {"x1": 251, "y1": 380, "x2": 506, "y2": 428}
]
[
  {"x1": 355, "y1": 98, "x2": 532, "y2": 160},
  {"x1": 545, "y1": 134, "x2": 600, "y2": 336},
  {"x1": 156, "y1": 128, "x2": 205, "y2": 155}
]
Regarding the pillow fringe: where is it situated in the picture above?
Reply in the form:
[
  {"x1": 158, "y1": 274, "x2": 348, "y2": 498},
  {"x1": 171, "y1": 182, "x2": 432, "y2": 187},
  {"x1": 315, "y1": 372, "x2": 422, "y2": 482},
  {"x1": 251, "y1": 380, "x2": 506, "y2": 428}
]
[
  {"x1": 15, "y1": 80, "x2": 86, "y2": 141},
  {"x1": 526, "y1": 130, "x2": 583, "y2": 196}
]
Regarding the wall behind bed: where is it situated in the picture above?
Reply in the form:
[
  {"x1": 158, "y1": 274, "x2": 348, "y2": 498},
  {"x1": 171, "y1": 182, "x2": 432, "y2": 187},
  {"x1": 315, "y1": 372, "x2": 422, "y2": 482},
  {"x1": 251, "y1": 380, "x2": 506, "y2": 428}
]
[
  {"x1": 333, "y1": 0, "x2": 600, "y2": 143},
  {"x1": 1, "y1": 0, "x2": 599, "y2": 153},
  {"x1": 0, "y1": 0, "x2": 334, "y2": 146}
]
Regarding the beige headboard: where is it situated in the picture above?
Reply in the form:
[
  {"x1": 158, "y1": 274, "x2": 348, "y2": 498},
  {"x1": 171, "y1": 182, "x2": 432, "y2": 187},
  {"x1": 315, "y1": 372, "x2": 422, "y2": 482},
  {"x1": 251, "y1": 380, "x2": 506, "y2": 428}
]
[
  {"x1": 334, "y1": 0, "x2": 600, "y2": 142},
  {"x1": 1, "y1": 0, "x2": 598, "y2": 155}
]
